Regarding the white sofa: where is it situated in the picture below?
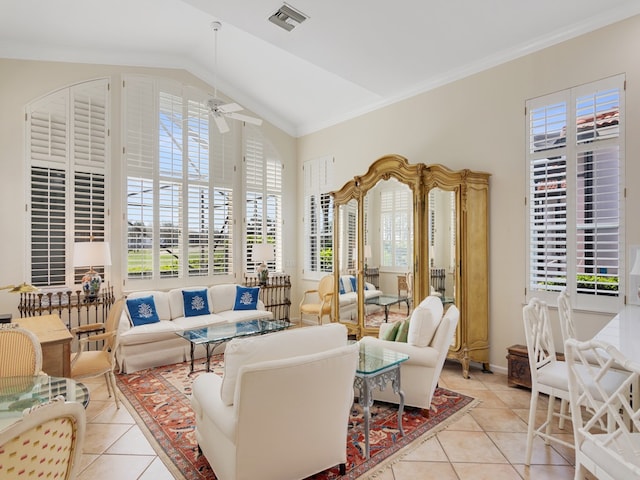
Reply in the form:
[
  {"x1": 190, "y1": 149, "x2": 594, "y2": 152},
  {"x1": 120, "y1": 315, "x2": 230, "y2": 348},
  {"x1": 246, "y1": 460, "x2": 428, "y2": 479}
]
[
  {"x1": 116, "y1": 284, "x2": 273, "y2": 373},
  {"x1": 359, "y1": 296, "x2": 459, "y2": 411},
  {"x1": 190, "y1": 323, "x2": 358, "y2": 480},
  {"x1": 338, "y1": 274, "x2": 383, "y2": 320}
]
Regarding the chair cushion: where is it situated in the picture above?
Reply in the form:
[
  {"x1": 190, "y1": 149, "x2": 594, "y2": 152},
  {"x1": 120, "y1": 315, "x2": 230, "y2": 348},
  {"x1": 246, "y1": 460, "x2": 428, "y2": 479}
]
[
  {"x1": 220, "y1": 323, "x2": 347, "y2": 406},
  {"x1": 233, "y1": 286, "x2": 260, "y2": 311},
  {"x1": 126, "y1": 296, "x2": 160, "y2": 326},
  {"x1": 407, "y1": 296, "x2": 443, "y2": 347},
  {"x1": 182, "y1": 289, "x2": 211, "y2": 317}
]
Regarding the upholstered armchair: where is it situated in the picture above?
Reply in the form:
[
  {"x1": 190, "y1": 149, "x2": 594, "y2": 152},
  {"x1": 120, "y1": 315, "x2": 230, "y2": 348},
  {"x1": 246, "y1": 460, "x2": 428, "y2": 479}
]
[
  {"x1": 359, "y1": 296, "x2": 459, "y2": 414},
  {"x1": 0, "y1": 323, "x2": 42, "y2": 376},
  {"x1": 299, "y1": 274, "x2": 334, "y2": 325},
  {"x1": 190, "y1": 323, "x2": 358, "y2": 480},
  {"x1": 0, "y1": 396, "x2": 86, "y2": 480}
]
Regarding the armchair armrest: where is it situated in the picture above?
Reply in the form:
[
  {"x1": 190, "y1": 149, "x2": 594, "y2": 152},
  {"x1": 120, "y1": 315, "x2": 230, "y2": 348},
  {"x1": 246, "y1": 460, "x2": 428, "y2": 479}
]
[{"x1": 71, "y1": 323, "x2": 105, "y2": 335}]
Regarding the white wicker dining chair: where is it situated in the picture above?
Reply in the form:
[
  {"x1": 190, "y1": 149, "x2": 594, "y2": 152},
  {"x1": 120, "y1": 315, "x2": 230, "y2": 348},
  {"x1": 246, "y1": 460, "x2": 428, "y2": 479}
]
[
  {"x1": 522, "y1": 297, "x2": 574, "y2": 465},
  {"x1": 565, "y1": 338, "x2": 637, "y2": 480}
]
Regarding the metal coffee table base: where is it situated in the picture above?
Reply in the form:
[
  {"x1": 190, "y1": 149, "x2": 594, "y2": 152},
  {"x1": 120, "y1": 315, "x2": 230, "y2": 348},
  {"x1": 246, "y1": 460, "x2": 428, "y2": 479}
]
[{"x1": 353, "y1": 364, "x2": 405, "y2": 459}]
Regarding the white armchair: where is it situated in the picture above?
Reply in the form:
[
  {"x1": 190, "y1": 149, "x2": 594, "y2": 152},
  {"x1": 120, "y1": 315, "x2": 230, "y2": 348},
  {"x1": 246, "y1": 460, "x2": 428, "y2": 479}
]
[
  {"x1": 359, "y1": 296, "x2": 459, "y2": 414},
  {"x1": 190, "y1": 323, "x2": 359, "y2": 480}
]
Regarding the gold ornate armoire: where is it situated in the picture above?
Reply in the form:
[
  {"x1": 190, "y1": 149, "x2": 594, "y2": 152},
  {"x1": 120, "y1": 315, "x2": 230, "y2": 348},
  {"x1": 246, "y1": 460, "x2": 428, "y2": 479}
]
[{"x1": 331, "y1": 155, "x2": 490, "y2": 378}]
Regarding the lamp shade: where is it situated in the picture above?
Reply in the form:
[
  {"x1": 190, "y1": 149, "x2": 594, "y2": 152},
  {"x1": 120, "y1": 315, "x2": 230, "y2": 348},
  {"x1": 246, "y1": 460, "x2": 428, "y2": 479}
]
[
  {"x1": 252, "y1": 243, "x2": 274, "y2": 263},
  {"x1": 73, "y1": 241, "x2": 112, "y2": 267},
  {"x1": 364, "y1": 244, "x2": 372, "y2": 259}
]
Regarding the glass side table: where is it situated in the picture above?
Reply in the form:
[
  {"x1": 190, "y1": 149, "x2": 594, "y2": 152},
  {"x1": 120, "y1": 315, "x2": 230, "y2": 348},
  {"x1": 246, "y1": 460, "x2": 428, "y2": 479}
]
[{"x1": 353, "y1": 342, "x2": 409, "y2": 459}]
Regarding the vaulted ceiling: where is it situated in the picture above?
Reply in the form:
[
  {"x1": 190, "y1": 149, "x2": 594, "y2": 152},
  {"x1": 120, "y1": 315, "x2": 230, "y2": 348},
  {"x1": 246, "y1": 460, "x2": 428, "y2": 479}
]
[{"x1": 2, "y1": 0, "x2": 639, "y2": 137}]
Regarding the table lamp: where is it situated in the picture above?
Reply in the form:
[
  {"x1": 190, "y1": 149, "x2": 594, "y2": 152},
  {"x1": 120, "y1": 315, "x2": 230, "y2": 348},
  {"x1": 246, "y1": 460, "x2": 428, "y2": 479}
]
[
  {"x1": 364, "y1": 244, "x2": 372, "y2": 271},
  {"x1": 253, "y1": 243, "x2": 274, "y2": 286},
  {"x1": 73, "y1": 241, "x2": 111, "y2": 299}
]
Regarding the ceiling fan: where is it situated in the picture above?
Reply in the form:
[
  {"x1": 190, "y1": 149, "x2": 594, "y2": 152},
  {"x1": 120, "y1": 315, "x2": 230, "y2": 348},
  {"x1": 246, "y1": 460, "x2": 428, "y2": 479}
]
[{"x1": 207, "y1": 21, "x2": 262, "y2": 134}]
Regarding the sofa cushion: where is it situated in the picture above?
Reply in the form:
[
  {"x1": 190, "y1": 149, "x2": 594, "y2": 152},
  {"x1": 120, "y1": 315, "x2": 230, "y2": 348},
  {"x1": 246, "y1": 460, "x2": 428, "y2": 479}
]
[
  {"x1": 233, "y1": 286, "x2": 260, "y2": 310},
  {"x1": 220, "y1": 323, "x2": 347, "y2": 406},
  {"x1": 182, "y1": 289, "x2": 211, "y2": 317},
  {"x1": 407, "y1": 296, "x2": 443, "y2": 347},
  {"x1": 118, "y1": 320, "x2": 181, "y2": 345},
  {"x1": 126, "y1": 295, "x2": 160, "y2": 326},
  {"x1": 209, "y1": 284, "x2": 238, "y2": 314}
]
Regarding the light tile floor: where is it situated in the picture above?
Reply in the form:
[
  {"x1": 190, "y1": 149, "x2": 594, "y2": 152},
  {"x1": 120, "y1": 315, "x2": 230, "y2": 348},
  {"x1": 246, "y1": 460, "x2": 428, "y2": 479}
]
[{"x1": 78, "y1": 360, "x2": 593, "y2": 480}]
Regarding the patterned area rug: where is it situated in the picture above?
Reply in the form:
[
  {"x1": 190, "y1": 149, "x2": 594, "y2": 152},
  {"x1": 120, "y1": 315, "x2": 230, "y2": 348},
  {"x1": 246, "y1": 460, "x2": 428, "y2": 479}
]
[
  {"x1": 365, "y1": 310, "x2": 409, "y2": 328},
  {"x1": 116, "y1": 357, "x2": 477, "y2": 480}
]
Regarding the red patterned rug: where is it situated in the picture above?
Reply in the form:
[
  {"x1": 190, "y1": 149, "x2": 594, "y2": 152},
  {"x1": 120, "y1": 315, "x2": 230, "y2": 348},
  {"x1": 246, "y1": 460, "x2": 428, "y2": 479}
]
[{"x1": 116, "y1": 357, "x2": 476, "y2": 480}]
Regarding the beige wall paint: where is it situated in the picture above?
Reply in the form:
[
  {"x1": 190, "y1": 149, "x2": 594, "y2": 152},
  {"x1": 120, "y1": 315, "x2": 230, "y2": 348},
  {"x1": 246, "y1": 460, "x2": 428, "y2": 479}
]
[
  {"x1": 297, "y1": 14, "x2": 640, "y2": 372},
  {"x1": 0, "y1": 59, "x2": 297, "y2": 318}
]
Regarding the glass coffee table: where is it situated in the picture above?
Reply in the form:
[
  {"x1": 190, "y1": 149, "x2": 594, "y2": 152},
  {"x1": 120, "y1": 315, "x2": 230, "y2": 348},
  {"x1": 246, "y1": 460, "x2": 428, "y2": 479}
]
[
  {"x1": 177, "y1": 319, "x2": 292, "y2": 373},
  {"x1": 353, "y1": 342, "x2": 409, "y2": 459},
  {"x1": 0, "y1": 375, "x2": 89, "y2": 430},
  {"x1": 366, "y1": 295, "x2": 410, "y2": 322}
]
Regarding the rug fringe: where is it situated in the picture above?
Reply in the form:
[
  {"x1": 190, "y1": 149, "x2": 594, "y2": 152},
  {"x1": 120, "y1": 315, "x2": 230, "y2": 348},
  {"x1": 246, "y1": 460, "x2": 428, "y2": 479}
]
[{"x1": 360, "y1": 398, "x2": 482, "y2": 479}]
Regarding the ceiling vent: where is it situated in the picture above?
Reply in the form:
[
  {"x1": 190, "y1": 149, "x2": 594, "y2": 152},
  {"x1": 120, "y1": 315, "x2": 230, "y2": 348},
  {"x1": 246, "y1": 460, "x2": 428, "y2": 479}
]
[{"x1": 269, "y1": 3, "x2": 308, "y2": 32}]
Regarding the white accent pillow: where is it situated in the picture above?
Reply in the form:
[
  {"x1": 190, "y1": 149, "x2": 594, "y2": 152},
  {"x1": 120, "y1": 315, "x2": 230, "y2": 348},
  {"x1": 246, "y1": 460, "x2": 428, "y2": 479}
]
[{"x1": 407, "y1": 296, "x2": 444, "y2": 347}]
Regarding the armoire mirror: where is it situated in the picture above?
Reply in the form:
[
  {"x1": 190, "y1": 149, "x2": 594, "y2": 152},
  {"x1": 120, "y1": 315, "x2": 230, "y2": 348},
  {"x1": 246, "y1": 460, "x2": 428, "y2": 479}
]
[
  {"x1": 332, "y1": 154, "x2": 490, "y2": 378},
  {"x1": 331, "y1": 155, "x2": 427, "y2": 338}
]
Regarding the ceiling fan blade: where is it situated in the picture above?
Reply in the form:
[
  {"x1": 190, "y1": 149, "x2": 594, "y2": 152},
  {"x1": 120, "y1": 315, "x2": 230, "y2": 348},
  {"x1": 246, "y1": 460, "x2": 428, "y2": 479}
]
[
  {"x1": 213, "y1": 114, "x2": 230, "y2": 134},
  {"x1": 225, "y1": 112, "x2": 263, "y2": 126},
  {"x1": 218, "y1": 102, "x2": 243, "y2": 114}
]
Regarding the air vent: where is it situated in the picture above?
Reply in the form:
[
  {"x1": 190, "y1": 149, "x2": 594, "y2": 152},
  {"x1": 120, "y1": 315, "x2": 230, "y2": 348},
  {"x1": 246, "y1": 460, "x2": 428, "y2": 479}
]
[{"x1": 269, "y1": 3, "x2": 308, "y2": 32}]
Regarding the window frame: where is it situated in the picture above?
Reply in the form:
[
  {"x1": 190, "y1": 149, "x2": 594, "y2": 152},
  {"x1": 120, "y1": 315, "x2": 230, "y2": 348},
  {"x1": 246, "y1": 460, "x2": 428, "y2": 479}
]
[{"x1": 525, "y1": 74, "x2": 625, "y2": 313}]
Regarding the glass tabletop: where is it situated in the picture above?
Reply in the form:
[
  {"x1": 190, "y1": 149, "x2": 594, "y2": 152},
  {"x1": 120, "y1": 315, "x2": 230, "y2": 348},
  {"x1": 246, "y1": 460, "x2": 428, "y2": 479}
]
[
  {"x1": 0, "y1": 375, "x2": 89, "y2": 429},
  {"x1": 365, "y1": 295, "x2": 408, "y2": 306},
  {"x1": 356, "y1": 342, "x2": 409, "y2": 375},
  {"x1": 176, "y1": 319, "x2": 291, "y2": 345}
]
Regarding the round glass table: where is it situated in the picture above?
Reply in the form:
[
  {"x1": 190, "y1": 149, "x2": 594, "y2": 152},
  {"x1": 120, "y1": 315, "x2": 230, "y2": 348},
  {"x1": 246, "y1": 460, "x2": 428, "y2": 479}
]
[{"x1": 0, "y1": 375, "x2": 89, "y2": 430}]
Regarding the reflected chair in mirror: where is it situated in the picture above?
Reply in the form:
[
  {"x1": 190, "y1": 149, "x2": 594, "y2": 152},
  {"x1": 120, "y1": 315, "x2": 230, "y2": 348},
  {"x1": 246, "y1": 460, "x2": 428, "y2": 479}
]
[
  {"x1": 359, "y1": 296, "x2": 458, "y2": 416},
  {"x1": 70, "y1": 298, "x2": 125, "y2": 409},
  {"x1": 0, "y1": 323, "x2": 42, "y2": 377},
  {"x1": 299, "y1": 274, "x2": 334, "y2": 326},
  {"x1": 565, "y1": 338, "x2": 637, "y2": 480},
  {"x1": 522, "y1": 297, "x2": 574, "y2": 466},
  {"x1": 0, "y1": 396, "x2": 86, "y2": 480}
]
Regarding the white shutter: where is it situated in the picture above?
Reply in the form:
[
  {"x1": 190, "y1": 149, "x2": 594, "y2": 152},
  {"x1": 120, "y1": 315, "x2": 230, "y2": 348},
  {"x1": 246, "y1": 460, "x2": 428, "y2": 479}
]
[
  {"x1": 526, "y1": 75, "x2": 624, "y2": 312},
  {"x1": 244, "y1": 125, "x2": 282, "y2": 273},
  {"x1": 303, "y1": 156, "x2": 334, "y2": 275},
  {"x1": 124, "y1": 76, "x2": 156, "y2": 279},
  {"x1": 211, "y1": 124, "x2": 235, "y2": 276},
  {"x1": 28, "y1": 79, "x2": 109, "y2": 288}
]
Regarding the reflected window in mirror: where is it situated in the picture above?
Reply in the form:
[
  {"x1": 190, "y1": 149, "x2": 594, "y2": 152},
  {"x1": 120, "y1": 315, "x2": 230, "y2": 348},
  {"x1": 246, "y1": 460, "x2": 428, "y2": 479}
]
[
  {"x1": 303, "y1": 156, "x2": 335, "y2": 278},
  {"x1": 378, "y1": 180, "x2": 413, "y2": 271}
]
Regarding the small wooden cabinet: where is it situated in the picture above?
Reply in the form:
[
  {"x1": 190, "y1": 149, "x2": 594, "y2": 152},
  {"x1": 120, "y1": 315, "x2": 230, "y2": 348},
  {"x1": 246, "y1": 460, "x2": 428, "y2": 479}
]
[{"x1": 17, "y1": 314, "x2": 72, "y2": 377}]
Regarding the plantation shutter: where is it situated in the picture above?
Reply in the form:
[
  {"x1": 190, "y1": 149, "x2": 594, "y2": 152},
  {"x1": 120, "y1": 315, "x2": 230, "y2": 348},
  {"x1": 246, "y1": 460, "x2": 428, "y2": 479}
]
[
  {"x1": 244, "y1": 125, "x2": 282, "y2": 273},
  {"x1": 574, "y1": 84, "x2": 621, "y2": 297},
  {"x1": 303, "y1": 156, "x2": 334, "y2": 275},
  {"x1": 27, "y1": 79, "x2": 109, "y2": 287},
  {"x1": 124, "y1": 76, "x2": 156, "y2": 279},
  {"x1": 210, "y1": 125, "x2": 235, "y2": 275},
  {"x1": 380, "y1": 185, "x2": 411, "y2": 269},
  {"x1": 526, "y1": 75, "x2": 624, "y2": 312}
]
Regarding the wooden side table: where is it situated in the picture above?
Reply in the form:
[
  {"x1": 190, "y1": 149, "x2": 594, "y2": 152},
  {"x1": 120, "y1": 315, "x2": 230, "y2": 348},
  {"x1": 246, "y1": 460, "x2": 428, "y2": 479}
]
[{"x1": 16, "y1": 314, "x2": 72, "y2": 377}]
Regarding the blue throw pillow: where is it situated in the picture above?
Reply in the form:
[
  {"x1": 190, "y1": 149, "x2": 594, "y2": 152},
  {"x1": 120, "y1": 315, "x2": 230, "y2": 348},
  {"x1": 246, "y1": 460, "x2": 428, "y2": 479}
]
[
  {"x1": 182, "y1": 289, "x2": 210, "y2": 317},
  {"x1": 233, "y1": 286, "x2": 260, "y2": 310},
  {"x1": 339, "y1": 278, "x2": 346, "y2": 295},
  {"x1": 126, "y1": 295, "x2": 160, "y2": 326},
  {"x1": 349, "y1": 276, "x2": 356, "y2": 292}
]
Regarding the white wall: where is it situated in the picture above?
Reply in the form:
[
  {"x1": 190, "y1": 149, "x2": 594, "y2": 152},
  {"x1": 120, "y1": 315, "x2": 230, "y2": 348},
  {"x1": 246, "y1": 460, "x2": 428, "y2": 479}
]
[
  {"x1": 296, "y1": 14, "x2": 640, "y2": 371},
  {"x1": 0, "y1": 59, "x2": 298, "y2": 318}
]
